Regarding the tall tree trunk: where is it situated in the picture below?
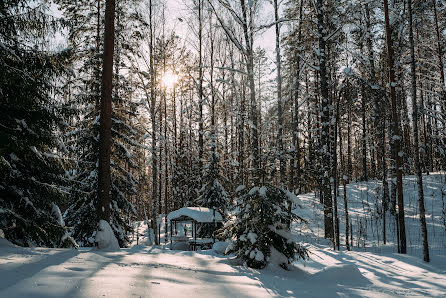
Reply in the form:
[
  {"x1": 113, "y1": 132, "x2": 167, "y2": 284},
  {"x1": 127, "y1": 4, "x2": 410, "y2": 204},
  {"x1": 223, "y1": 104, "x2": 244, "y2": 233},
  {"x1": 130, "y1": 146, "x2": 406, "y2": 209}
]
[
  {"x1": 289, "y1": 0, "x2": 303, "y2": 197},
  {"x1": 415, "y1": 29, "x2": 428, "y2": 174},
  {"x1": 274, "y1": 0, "x2": 285, "y2": 187},
  {"x1": 95, "y1": 0, "x2": 101, "y2": 110},
  {"x1": 241, "y1": 0, "x2": 260, "y2": 185},
  {"x1": 408, "y1": 0, "x2": 429, "y2": 262},
  {"x1": 198, "y1": 0, "x2": 204, "y2": 178},
  {"x1": 333, "y1": 91, "x2": 340, "y2": 250},
  {"x1": 347, "y1": 96, "x2": 352, "y2": 181},
  {"x1": 361, "y1": 86, "x2": 367, "y2": 181},
  {"x1": 316, "y1": 0, "x2": 333, "y2": 241},
  {"x1": 98, "y1": 0, "x2": 115, "y2": 223},
  {"x1": 149, "y1": 0, "x2": 159, "y2": 245},
  {"x1": 383, "y1": 0, "x2": 406, "y2": 253},
  {"x1": 374, "y1": 17, "x2": 389, "y2": 239},
  {"x1": 339, "y1": 112, "x2": 350, "y2": 250},
  {"x1": 209, "y1": 10, "x2": 217, "y2": 179}
]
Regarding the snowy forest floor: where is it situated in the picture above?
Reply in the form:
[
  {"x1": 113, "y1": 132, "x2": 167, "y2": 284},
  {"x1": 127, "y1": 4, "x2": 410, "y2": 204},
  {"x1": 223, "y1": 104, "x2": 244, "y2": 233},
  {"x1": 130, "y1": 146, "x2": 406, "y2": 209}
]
[{"x1": 1, "y1": 174, "x2": 446, "y2": 297}]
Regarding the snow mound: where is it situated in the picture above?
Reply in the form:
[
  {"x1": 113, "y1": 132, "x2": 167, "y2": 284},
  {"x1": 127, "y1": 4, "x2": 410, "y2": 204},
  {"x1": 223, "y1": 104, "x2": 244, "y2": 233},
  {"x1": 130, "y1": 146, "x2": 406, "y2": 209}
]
[
  {"x1": 310, "y1": 264, "x2": 369, "y2": 285},
  {"x1": 268, "y1": 247, "x2": 289, "y2": 266},
  {"x1": 212, "y1": 241, "x2": 229, "y2": 254},
  {"x1": 95, "y1": 220, "x2": 120, "y2": 250},
  {"x1": 146, "y1": 227, "x2": 155, "y2": 246}
]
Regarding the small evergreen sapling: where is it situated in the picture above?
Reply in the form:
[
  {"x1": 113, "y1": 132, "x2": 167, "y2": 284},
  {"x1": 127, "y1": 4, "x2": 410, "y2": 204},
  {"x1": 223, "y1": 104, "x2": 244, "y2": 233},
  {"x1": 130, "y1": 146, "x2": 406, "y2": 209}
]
[{"x1": 224, "y1": 185, "x2": 308, "y2": 269}]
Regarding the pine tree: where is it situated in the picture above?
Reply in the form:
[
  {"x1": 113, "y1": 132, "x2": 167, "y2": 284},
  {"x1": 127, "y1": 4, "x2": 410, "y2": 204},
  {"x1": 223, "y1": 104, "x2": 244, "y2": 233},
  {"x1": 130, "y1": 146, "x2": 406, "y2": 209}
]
[
  {"x1": 224, "y1": 185, "x2": 308, "y2": 269},
  {"x1": 0, "y1": 0, "x2": 75, "y2": 247},
  {"x1": 58, "y1": 0, "x2": 141, "y2": 247}
]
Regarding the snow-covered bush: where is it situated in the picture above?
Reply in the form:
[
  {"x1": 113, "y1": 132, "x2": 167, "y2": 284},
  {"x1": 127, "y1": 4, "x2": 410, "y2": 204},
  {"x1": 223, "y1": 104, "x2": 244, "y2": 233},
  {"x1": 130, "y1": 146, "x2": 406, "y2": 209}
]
[{"x1": 223, "y1": 184, "x2": 308, "y2": 269}]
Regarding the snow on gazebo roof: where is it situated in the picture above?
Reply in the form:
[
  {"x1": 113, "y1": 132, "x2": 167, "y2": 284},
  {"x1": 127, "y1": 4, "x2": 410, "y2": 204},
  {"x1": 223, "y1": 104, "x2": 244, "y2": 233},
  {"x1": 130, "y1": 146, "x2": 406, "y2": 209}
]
[{"x1": 167, "y1": 207, "x2": 223, "y2": 223}]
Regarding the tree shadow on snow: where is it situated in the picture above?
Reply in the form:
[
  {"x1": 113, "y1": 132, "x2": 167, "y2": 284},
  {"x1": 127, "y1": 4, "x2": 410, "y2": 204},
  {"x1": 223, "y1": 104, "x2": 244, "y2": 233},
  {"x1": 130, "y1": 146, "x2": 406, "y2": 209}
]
[{"x1": 0, "y1": 248, "x2": 78, "y2": 291}]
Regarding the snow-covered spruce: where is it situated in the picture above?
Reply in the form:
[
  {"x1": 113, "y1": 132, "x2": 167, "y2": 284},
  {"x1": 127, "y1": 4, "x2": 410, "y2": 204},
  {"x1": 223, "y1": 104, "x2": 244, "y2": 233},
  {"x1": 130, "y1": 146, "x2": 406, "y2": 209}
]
[
  {"x1": 223, "y1": 184, "x2": 308, "y2": 269},
  {"x1": 0, "y1": 12, "x2": 76, "y2": 247},
  {"x1": 196, "y1": 179, "x2": 229, "y2": 216},
  {"x1": 59, "y1": 0, "x2": 142, "y2": 248}
]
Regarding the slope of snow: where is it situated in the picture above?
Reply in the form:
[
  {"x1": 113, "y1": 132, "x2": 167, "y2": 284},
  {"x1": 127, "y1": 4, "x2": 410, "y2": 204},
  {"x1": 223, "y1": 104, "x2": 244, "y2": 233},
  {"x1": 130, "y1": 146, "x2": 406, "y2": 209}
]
[{"x1": 293, "y1": 173, "x2": 446, "y2": 257}]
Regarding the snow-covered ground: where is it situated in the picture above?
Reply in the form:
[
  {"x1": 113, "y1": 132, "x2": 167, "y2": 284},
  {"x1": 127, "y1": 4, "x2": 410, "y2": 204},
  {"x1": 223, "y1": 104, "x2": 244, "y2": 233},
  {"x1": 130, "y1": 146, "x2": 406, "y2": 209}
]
[
  {"x1": 1, "y1": 173, "x2": 445, "y2": 297},
  {"x1": 1, "y1": 235, "x2": 445, "y2": 297},
  {"x1": 293, "y1": 172, "x2": 446, "y2": 257}
]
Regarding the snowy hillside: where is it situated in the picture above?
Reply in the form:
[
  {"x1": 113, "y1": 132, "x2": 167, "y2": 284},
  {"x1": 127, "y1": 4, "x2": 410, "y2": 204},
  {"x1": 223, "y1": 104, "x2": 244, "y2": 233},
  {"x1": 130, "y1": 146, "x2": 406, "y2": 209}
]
[
  {"x1": 1, "y1": 174, "x2": 445, "y2": 297},
  {"x1": 293, "y1": 173, "x2": 446, "y2": 258}
]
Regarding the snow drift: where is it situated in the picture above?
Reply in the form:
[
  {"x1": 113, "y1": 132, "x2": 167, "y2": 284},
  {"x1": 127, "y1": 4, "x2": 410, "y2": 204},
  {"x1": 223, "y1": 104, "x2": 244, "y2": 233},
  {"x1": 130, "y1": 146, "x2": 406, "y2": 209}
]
[{"x1": 95, "y1": 220, "x2": 120, "y2": 250}]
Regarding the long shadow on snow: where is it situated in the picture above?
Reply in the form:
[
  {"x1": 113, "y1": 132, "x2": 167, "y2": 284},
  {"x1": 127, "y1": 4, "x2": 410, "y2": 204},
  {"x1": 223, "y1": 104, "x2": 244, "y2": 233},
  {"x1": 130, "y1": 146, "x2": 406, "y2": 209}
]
[
  {"x1": 313, "y1": 248, "x2": 446, "y2": 296},
  {"x1": 0, "y1": 248, "x2": 77, "y2": 291},
  {"x1": 61, "y1": 248, "x2": 135, "y2": 298},
  {"x1": 235, "y1": 259, "x2": 372, "y2": 298}
]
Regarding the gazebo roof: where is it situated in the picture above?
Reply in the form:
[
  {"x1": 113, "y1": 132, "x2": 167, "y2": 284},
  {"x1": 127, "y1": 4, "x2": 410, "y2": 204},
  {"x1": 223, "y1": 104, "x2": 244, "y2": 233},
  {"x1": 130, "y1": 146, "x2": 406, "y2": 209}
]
[{"x1": 167, "y1": 207, "x2": 223, "y2": 223}]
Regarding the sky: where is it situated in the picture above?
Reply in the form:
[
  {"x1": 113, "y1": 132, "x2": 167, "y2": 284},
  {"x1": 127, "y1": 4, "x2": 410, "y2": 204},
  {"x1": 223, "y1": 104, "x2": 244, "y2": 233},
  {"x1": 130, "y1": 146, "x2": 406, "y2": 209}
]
[
  {"x1": 165, "y1": 0, "x2": 278, "y2": 65},
  {"x1": 49, "y1": 0, "x2": 279, "y2": 77}
]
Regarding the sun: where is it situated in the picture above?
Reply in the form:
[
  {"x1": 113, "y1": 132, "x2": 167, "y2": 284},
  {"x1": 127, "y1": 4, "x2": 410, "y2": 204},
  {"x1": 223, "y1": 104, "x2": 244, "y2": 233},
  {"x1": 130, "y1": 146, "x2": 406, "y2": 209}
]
[{"x1": 161, "y1": 71, "x2": 179, "y2": 89}]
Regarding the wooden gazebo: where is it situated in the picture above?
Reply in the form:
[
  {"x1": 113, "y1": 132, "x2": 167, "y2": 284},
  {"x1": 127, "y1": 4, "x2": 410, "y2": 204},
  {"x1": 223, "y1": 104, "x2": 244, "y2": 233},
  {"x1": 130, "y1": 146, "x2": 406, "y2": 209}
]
[{"x1": 167, "y1": 207, "x2": 223, "y2": 251}]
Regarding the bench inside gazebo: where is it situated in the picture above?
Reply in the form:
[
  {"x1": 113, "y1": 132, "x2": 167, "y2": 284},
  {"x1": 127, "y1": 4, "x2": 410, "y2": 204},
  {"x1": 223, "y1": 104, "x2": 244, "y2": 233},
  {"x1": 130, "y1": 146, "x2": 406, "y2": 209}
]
[{"x1": 167, "y1": 207, "x2": 223, "y2": 251}]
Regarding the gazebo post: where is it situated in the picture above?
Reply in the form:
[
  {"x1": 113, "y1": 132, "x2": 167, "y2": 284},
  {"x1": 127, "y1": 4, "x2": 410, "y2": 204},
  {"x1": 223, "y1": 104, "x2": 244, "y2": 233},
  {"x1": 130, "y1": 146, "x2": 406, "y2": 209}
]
[
  {"x1": 170, "y1": 220, "x2": 173, "y2": 249},
  {"x1": 194, "y1": 220, "x2": 197, "y2": 251},
  {"x1": 213, "y1": 208, "x2": 216, "y2": 244}
]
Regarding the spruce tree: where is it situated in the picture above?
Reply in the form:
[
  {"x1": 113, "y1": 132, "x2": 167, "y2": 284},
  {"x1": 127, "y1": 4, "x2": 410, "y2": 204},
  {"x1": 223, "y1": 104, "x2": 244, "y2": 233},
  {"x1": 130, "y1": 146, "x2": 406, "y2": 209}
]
[
  {"x1": 224, "y1": 185, "x2": 308, "y2": 269},
  {"x1": 57, "y1": 0, "x2": 142, "y2": 247},
  {"x1": 0, "y1": 0, "x2": 75, "y2": 247}
]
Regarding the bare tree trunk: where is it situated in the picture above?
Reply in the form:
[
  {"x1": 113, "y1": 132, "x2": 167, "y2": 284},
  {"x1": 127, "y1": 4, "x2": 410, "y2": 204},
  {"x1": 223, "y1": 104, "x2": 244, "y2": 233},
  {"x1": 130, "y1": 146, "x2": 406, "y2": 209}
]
[
  {"x1": 241, "y1": 0, "x2": 260, "y2": 185},
  {"x1": 209, "y1": 10, "x2": 217, "y2": 179},
  {"x1": 164, "y1": 73, "x2": 168, "y2": 243},
  {"x1": 361, "y1": 86, "x2": 367, "y2": 181},
  {"x1": 384, "y1": 0, "x2": 406, "y2": 253},
  {"x1": 339, "y1": 113, "x2": 350, "y2": 251},
  {"x1": 198, "y1": 0, "x2": 204, "y2": 178},
  {"x1": 95, "y1": 0, "x2": 101, "y2": 110},
  {"x1": 149, "y1": 0, "x2": 159, "y2": 245},
  {"x1": 274, "y1": 0, "x2": 285, "y2": 187},
  {"x1": 98, "y1": 0, "x2": 115, "y2": 223},
  {"x1": 367, "y1": 1, "x2": 390, "y2": 240},
  {"x1": 289, "y1": 0, "x2": 303, "y2": 198},
  {"x1": 347, "y1": 97, "x2": 352, "y2": 182},
  {"x1": 316, "y1": 0, "x2": 333, "y2": 241},
  {"x1": 333, "y1": 92, "x2": 340, "y2": 250},
  {"x1": 408, "y1": 0, "x2": 429, "y2": 262},
  {"x1": 232, "y1": 48, "x2": 245, "y2": 185}
]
